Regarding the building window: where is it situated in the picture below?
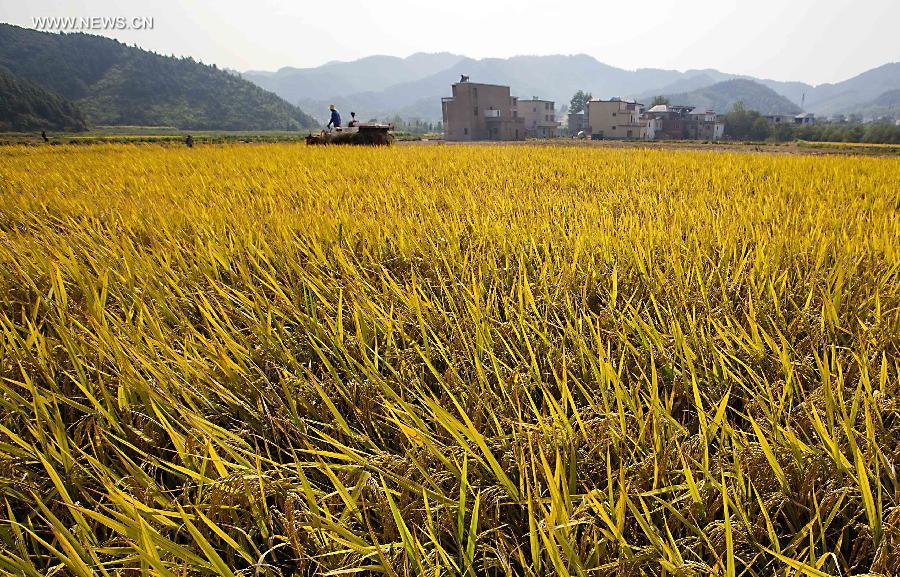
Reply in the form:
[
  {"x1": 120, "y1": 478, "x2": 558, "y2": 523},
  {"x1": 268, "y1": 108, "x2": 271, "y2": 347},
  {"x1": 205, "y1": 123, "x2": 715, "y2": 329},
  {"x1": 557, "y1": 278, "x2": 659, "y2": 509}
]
[{"x1": 474, "y1": 107, "x2": 478, "y2": 116}]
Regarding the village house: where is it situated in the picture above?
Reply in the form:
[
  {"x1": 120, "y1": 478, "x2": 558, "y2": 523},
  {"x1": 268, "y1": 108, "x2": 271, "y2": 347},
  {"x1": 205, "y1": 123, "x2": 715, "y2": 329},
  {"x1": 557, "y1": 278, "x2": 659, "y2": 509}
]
[
  {"x1": 441, "y1": 79, "x2": 525, "y2": 141},
  {"x1": 642, "y1": 104, "x2": 723, "y2": 140},
  {"x1": 587, "y1": 98, "x2": 643, "y2": 140},
  {"x1": 441, "y1": 82, "x2": 727, "y2": 142},
  {"x1": 519, "y1": 97, "x2": 559, "y2": 138},
  {"x1": 567, "y1": 111, "x2": 587, "y2": 136},
  {"x1": 765, "y1": 112, "x2": 816, "y2": 128},
  {"x1": 642, "y1": 104, "x2": 695, "y2": 140},
  {"x1": 764, "y1": 113, "x2": 796, "y2": 126},
  {"x1": 686, "y1": 109, "x2": 725, "y2": 140}
]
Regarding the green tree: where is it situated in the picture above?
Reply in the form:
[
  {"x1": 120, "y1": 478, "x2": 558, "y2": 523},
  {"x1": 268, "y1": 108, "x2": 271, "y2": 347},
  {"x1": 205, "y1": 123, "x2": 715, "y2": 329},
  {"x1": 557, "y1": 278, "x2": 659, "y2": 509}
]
[
  {"x1": 722, "y1": 101, "x2": 760, "y2": 140},
  {"x1": 773, "y1": 122, "x2": 794, "y2": 142},
  {"x1": 750, "y1": 117, "x2": 771, "y2": 141},
  {"x1": 651, "y1": 95, "x2": 670, "y2": 107},
  {"x1": 569, "y1": 90, "x2": 592, "y2": 114}
]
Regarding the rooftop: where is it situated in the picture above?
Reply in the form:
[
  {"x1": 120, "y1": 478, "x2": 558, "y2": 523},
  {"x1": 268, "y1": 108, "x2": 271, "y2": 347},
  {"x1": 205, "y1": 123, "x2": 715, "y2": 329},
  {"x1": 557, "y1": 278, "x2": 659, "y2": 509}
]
[
  {"x1": 453, "y1": 80, "x2": 513, "y2": 89},
  {"x1": 647, "y1": 104, "x2": 694, "y2": 113},
  {"x1": 590, "y1": 97, "x2": 640, "y2": 104}
]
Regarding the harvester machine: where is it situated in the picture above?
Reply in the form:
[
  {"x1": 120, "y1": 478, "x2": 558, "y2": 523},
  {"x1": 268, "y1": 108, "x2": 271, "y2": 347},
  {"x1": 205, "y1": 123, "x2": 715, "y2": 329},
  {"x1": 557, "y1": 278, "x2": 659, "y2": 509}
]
[{"x1": 305, "y1": 123, "x2": 394, "y2": 146}]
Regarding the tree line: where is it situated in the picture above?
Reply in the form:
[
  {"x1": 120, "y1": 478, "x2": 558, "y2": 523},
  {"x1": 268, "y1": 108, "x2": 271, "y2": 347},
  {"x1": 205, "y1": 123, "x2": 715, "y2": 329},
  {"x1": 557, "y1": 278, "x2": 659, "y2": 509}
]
[{"x1": 722, "y1": 102, "x2": 900, "y2": 144}]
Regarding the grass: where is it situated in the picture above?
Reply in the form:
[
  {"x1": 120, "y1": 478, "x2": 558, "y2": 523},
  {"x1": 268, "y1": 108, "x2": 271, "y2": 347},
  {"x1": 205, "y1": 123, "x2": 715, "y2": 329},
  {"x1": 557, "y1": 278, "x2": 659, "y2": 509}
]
[
  {"x1": 0, "y1": 142, "x2": 898, "y2": 576},
  {"x1": 797, "y1": 140, "x2": 900, "y2": 154}
]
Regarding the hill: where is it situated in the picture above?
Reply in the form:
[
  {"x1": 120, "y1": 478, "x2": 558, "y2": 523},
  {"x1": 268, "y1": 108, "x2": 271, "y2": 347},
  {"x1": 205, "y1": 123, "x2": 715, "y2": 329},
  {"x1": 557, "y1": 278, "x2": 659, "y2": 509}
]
[
  {"x1": 0, "y1": 24, "x2": 316, "y2": 130},
  {"x1": 639, "y1": 65, "x2": 900, "y2": 117},
  {"x1": 642, "y1": 75, "x2": 815, "y2": 108},
  {"x1": 288, "y1": 54, "x2": 703, "y2": 123},
  {"x1": 850, "y1": 89, "x2": 900, "y2": 119},
  {"x1": 264, "y1": 55, "x2": 814, "y2": 123},
  {"x1": 638, "y1": 71, "x2": 733, "y2": 100},
  {"x1": 660, "y1": 79, "x2": 802, "y2": 115},
  {"x1": 245, "y1": 53, "x2": 900, "y2": 123},
  {"x1": 0, "y1": 67, "x2": 87, "y2": 132},
  {"x1": 242, "y1": 53, "x2": 466, "y2": 103},
  {"x1": 803, "y1": 63, "x2": 900, "y2": 116}
]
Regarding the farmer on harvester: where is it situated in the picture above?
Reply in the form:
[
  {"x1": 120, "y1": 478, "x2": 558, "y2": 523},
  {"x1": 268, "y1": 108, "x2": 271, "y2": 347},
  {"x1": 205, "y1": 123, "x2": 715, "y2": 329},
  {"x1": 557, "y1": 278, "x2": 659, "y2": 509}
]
[{"x1": 327, "y1": 104, "x2": 341, "y2": 130}]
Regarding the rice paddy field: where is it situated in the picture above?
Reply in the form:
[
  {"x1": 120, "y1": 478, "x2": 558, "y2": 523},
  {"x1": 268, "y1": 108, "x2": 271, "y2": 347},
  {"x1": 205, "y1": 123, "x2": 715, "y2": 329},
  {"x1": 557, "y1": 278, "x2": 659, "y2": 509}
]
[{"x1": 0, "y1": 142, "x2": 899, "y2": 576}]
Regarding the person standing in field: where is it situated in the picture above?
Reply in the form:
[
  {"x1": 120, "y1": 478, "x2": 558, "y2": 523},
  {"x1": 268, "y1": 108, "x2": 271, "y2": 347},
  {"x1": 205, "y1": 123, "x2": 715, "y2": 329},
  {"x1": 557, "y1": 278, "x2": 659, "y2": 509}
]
[
  {"x1": 348, "y1": 112, "x2": 359, "y2": 127},
  {"x1": 327, "y1": 105, "x2": 342, "y2": 130}
]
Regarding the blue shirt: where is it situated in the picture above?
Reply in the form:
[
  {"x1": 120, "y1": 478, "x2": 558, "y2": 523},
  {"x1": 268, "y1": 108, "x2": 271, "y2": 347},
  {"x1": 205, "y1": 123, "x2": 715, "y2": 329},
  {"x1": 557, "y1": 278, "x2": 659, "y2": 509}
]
[{"x1": 329, "y1": 109, "x2": 341, "y2": 127}]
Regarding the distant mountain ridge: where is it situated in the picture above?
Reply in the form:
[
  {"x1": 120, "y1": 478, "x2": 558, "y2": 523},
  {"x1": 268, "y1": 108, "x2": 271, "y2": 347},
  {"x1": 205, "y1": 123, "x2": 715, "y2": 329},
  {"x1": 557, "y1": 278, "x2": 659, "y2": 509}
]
[
  {"x1": 0, "y1": 24, "x2": 317, "y2": 130},
  {"x1": 848, "y1": 89, "x2": 900, "y2": 120},
  {"x1": 244, "y1": 53, "x2": 466, "y2": 103},
  {"x1": 799, "y1": 63, "x2": 900, "y2": 115},
  {"x1": 244, "y1": 54, "x2": 900, "y2": 123}
]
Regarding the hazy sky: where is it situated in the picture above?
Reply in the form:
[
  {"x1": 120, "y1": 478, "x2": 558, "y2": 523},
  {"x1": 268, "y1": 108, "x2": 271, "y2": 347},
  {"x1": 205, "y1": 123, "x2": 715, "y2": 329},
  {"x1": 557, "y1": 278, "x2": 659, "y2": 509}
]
[{"x1": 3, "y1": 0, "x2": 898, "y2": 85}]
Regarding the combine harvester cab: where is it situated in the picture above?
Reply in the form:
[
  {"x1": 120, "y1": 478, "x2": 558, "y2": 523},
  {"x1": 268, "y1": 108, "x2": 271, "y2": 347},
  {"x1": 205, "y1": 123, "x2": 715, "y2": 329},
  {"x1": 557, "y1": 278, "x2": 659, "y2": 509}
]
[{"x1": 306, "y1": 123, "x2": 394, "y2": 146}]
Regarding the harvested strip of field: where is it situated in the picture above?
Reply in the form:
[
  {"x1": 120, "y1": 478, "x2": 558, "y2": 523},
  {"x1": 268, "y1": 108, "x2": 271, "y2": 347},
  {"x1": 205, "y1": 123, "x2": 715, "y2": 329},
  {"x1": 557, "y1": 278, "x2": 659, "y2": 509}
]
[{"x1": 0, "y1": 143, "x2": 898, "y2": 576}]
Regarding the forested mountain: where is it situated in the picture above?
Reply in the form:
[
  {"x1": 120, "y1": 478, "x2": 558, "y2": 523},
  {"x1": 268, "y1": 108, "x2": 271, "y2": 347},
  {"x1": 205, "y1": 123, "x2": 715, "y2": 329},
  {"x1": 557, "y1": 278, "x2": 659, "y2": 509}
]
[
  {"x1": 659, "y1": 79, "x2": 803, "y2": 115},
  {"x1": 0, "y1": 24, "x2": 316, "y2": 130},
  {"x1": 0, "y1": 67, "x2": 87, "y2": 131}
]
